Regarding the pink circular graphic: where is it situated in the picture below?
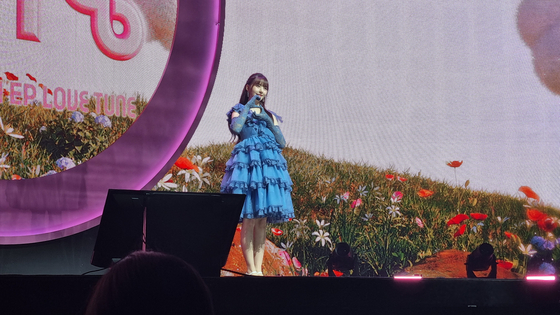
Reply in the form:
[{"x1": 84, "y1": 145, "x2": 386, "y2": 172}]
[{"x1": 0, "y1": 0, "x2": 224, "y2": 244}]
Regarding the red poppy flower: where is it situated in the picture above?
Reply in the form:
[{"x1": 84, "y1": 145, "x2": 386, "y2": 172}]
[
  {"x1": 504, "y1": 231, "x2": 517, "y2": 239},
  {"x1": 470, "y1": 213, "x2": 488, "y2": 220},
  {"x1": 537, "y1": 217, "x2": 558, "y2": 232},
  {"x1": 385, "y1": 174, "x2": 394, "y2": 180},
  {"x1": 453, "y1": 224, "x2": 466, "y2": 237},
  {"x1": 4, "y1": 72, "x2": 18, "y2": 81},
  {"x1": 447, "y1": 214, "x2": 469, "y2": 226},
  {"x1": 397, "y1": 176, "x2": 407, "y2": 182},
  {"x1": 11, "y1": 175, "x2": 22, "y2": 180},
  {"x1": 447, "y1": 161, "x2": 463, "y2": 168},
  {"x1": 271, "y1": 227, "x2": 283, "y2": 236},
  {"x1": 174, "y1": 157, "x2": 200, "y2": 172},
  {"x1": 417, "y1": 189, "x2": 434, "y2": 198},
  {"x1": 526, "y1": 208, "x2": 547, "y2": 221},
  {"x1": 333, "y1": 270, "x2": 344, "y2": 277},
  {"x1": 497, "y1": 260, "x2": 513, "y2": 270},
  {"x1": 519, "y1": 186, "x2": 540, "y2": 201},
  {"x1": 26, "y1": 73, "x2": 36, "y2": 82}
]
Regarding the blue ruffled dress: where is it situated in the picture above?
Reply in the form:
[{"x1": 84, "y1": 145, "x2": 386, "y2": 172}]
[{"x1": 220, "y1": 104, "x2": 294, "y2": 223}]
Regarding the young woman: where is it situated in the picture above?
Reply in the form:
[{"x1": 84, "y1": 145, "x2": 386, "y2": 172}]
[{"x1": 221, "y1": 73, "x2": 294, "y2": 276}]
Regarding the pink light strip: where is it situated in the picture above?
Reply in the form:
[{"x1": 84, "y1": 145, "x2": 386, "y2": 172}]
[
  {"x1": 394, "y1": 275, "x2": 422, "y2": 280},
  {"x1": 526, "y1": 275, "x2": 556, "y2": 281}
]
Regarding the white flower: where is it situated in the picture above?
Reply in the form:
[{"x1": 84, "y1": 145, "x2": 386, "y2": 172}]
[
  {"x1": 293, "y1": 218, "x2": 307, "y2": 225},
  {"x1": 362, "y1": 213, "x2": 374, "y2": 221},
  {"x1": 281, "y1": 241, "x2": 293, "y2": 251},
  {"x1": 156, "y1": 173, "x2": 178, "y2": 190},
  {"x1": 192, "y1": 155, "x2": 213, "y2": 166},
  {"x1": 334, "y1": 192, "x2": 349, "y2": 203},
  {"x1": 312, "y1": 230, "x2": 332, "y2": 247},
  {"x1": 0, "y1": 116, "x2": 24, "y2": 139},
  {"x1": 177, "y1": 156, "x2": 212, "y2": 190},
  {"x1": 387, "y1": 205, "x2": 401, "y2": 218},
  {"x1": 496, "y1": 216, "x2": 509, "y2": 224},
  {"x1": 519, "y1": 243, "x2": 537, "y2": 256},
  {"x1": 0, "y1": 153, "x2": 9, "y2": 169},
  {"x1": 358, "y1": 185, "x2": 368, "y2": 197},
  {"x1": 372, "y1": 186, "x2": 384, "y2": 201},
  {"x1": 315, "y1": 219, "x2": 330, "y2": 229},
  {"x1": 291, "y1": 219, "x2": 310, "y2": 239}
]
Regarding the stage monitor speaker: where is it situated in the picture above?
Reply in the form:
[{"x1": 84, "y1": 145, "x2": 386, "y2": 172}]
[{"x1": 91, "y1": 189, "x2": 245, "y2": 277}]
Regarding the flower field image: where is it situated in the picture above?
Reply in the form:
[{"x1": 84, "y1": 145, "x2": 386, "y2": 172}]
[
  {"x1": 157, "y1": 143, "x2": 560, "y2": 278},
  {"x1": 0, "y1": 78, "x2": 147, "y2": 179}
]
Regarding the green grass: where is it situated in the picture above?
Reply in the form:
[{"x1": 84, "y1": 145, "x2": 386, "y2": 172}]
[{"x1": 160, "y1": 143, "x2": 560, "y2": 277}]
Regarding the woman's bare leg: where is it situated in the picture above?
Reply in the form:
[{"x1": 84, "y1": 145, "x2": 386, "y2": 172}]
[
  {"x1": 253, "y1": 217, "x2": 268, "y2": 275},
  {"x1": 240, "y1": 218, "x2": 256, "y2": 274}
]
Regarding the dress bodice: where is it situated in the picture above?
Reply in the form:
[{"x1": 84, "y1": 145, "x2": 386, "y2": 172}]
[{"x1": 229, "y1": 104, "x2": 277, "y2": 144}]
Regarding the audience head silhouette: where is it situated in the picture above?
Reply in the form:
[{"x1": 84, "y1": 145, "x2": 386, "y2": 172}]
[
  {"x1": 465, "y1": 243, "x2": 497, "y2": 278},
  {"x1": 85, "y1": 251, "x2": 214, "y2": 315}
]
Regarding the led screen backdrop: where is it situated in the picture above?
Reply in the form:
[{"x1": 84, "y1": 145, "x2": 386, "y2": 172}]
[
  {"x1": 0, "y1": 0, "x2": 223, "y2": 244},
  {"x1": 174, "y1": 0, "x2": 559, "y2": 277}
]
